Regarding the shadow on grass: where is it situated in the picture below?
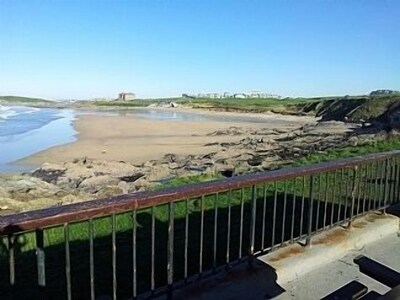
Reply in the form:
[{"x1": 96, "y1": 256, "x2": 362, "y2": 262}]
[{"x1": 0, "y1": 189, "x2": 381, "y2": 299}]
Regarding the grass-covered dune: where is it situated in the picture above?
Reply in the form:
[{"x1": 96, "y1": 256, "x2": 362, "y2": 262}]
[{"x1": 0, "y1": 95, "x2": 53, "y2": 104}]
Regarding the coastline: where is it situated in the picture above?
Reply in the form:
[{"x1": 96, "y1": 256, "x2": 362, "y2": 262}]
[
  {"x1": 19, "y1": 107, "x2": 316, "y2": 167},
  {"x1": 2, "y1": 106, "x2": 370, "y2": 215}
]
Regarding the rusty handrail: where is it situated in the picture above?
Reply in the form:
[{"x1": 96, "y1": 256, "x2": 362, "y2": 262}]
[{"x1": 0, "y1": 150, "x2": 398, "y2": 235}]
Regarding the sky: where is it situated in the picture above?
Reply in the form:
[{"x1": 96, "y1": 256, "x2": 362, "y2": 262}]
[{"x1": 0, "y1": 0, "x2": 399, "y2": 100}]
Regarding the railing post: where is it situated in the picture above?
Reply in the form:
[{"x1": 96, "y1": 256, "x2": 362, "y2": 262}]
[
  {"x1": 305, "y1": 176, "x2": 314, "y2": 248},
  {"x1": 36, "y1": 229, "x2": 46, "y2": 297},
  {"x1": 383, "y1": 159, "x2": 390, "y2": 214},
  {"x1": 8, "y1": 235, "x2": 15, "y2": 288},
  {"x1": 64, "y1": 223, "x2": 72, "y2": 300},
  {"x1": 249, "y1": 185, "x2": 257, "y2": 265},
  {"x1": 167, "y1": 201, "x2": 174, "y2": 299},
  {"x1": 348, "y1": 166, "x2": 358, "y2": 228},
  {"x1": 112, "y1": 214, "x2": 117, "y2": 300},
  {"x1": 132, "y1": 212, "x2": 137, "y2": 299}
]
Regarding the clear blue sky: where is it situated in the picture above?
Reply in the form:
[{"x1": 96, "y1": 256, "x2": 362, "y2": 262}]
[{"x1": 0, "y1": 0, "x2": 399, "y2": 99}]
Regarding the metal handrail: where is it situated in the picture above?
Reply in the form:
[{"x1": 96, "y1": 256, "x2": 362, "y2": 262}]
[{"x1": 0, "y1": 151, "x2": 398, "y2": 234}]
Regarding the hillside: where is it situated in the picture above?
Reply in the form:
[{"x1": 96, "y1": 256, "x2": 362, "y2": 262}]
[
  {"x1": 300, "y1": 95, "x2": 400, "y2": 125},
  {"x1": 0, "y1": 95, "x2": 53, "y2": 104}
]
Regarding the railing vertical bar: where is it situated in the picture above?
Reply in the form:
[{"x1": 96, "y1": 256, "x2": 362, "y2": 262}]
[
  {"x1": 36, "y1": 229, "x2": 46, "y2": 292},
  {"x1": 151, "y1": 206, "x2": 155, "y2": 293},
  {"x1": 226, "y1": 190, "x2": 232, "y2": 265},
  {"x1": 368, "y1": 163, "x2": 374, "y2": 212},
  {"x1": 64, "y1": 223, "x2": 72, "y2": 300},
  {"x1": 343, "y1": 168, "x2": 350, "y2": 223},
  {"x1": 380, "y1": 159, "x2": 386, "y2": 209},
  {"x1": 261, "y1": 184, "x2": 267, "y2": 250},
  {"x1": 290, "y1": 178, "x2": 297, "y2": 243},
  {"x1": 112, "y1": 214, "x2": 117, "y2": 300},
  {"x1": 330, "y1": 170, "x2": 337, "y2": 228},
  {"x1": 373, "y1": 161, "x2": 378, "y2": 210},
  {"x1": 167, "y1": 201, "x2": 174, "y2": 299},
  {"x1": 374, "y1": 161, "x2": 380, "y2": 210},
  {"x1": 199, "y1": 195, "x2": 205, "y2": 276},
  {"x1": 249, "y1": 185, "x2": 257, "y2": 256},
  {"x1": 323, "y1": 173, "x2": 329, "y2": 229},
  {"x1": 238, "y1": 189, "x2": 244, "y2": 259},
  {"x1": 299, "y1": 177, "x2": 306, "y2": 238},
  {"x1": 396, "y1": 157, "x2": 400, "y2": 203},
  {"x1": 8, "y1": 235, "x2": 15, "y2": 287},
  {"x1": 281, "y1": 181, "x2": 288, "y2": 245},
  {"x1": 349, "y1": 167, "x2": 358, "y2": 226},
  {"x1": 356, "y1": 165, "x2": 362, "y2": 216},
  {"x1": 362, "y1": 164, "x2": 369, "y2": 215},
  {"x1": 89, "y1": 219, "x2": 95, "y2": 300},
  {"x1": 271, "y1": 182, "x2": 278, "y2": 249},
  {"x1": 184, "y1": 198, "x2": 189, "y2": 280},
  {"x1": 379, "y1": 160, "x2": 385, "y2": 209},
  {"x1": 132, "y1": 211, "x2": 137, "y2": 299},
  {"x1": 315, "y1": 175, "x2": 321, "y2": 231},
  {"x1": 384, "y1": 159, "x2": 390, "y2": 209},
  {"x1": 306, "y1": 176, "x2": 314, "y2": 247},
  {"x1": 213, "y1": 194, "x2": 218, "y2": 270},
  {"x1": 387, "y1": 158, "x2": 393, "y2": 205},
  {"x1": 389, "y1": 157, "x2": 395, "y2": 205},
  {"x1": 337, "y1": 168, "x2": 344, "y2": 224}
]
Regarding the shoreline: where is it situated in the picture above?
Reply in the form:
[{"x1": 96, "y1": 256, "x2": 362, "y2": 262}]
[
  {"x1": 19, "y1": 107, "x2": 316, "y2": 167},
  {"x1": 2, "y1": 107, "x2": 369, "y2": 215}
]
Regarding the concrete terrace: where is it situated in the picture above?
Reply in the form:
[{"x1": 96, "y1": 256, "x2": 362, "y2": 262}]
[{"x1": 172, "y1": 206, "x2": 400, "y2": 300}]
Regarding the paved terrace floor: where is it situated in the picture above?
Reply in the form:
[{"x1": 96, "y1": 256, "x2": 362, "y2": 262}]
[
  {"x1": 278, "y1": 232, "x2": 400, "y2": 299},
  {"x1": 171, "y1": 206, "x2": 400, "y2": 300}
]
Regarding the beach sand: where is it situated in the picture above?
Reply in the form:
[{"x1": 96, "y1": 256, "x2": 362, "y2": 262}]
[{"x1": 22, "y1": 109, "x2": 316, "y2": 166}]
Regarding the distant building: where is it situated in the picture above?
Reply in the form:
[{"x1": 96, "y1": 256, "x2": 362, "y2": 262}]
[
  {"x1": 118, "y1": 92, "x2": 136, "y2": 101},
  {"x1": 206, "y1": 93, "x2": 221, "y2": 99},
  {"x1": 181, "y1": 91, "x2": 282, "y2": 99},
  {"x1": 233, "y1": 93, "x2": 247, "y2": 99},
  {"x1": 182, "y1": 93, "x2": 196, "y2": 99}
]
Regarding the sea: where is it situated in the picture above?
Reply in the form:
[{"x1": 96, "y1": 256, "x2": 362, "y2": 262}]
[{"x1": 0, "y1": 105, "x2": 76, "y2": 173}]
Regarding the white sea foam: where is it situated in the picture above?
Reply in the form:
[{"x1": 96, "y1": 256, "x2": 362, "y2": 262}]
[
  {"x1": 0, "y1": 106, "x2": 17, "y2": 120},
  {"x1": 0, "y1": 105, "x2": 40, "y2": 121}
]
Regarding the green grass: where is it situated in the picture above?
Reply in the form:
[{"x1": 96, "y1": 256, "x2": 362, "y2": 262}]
[
  {"x1": 294, "y1": 138, "x2": 400, "y2": 166},
  {"x1": 175, "y1": 97, "x2": 315, "y2": 114},
  {"x1": 94, "y1": 99, "x2": 162, "y2": 108},
  {"x1": 94, "y1": 97, "x2": 317, "y2": 114}
]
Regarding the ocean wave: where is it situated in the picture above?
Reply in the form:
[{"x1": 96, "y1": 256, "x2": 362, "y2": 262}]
[{"x1": 0, "y1": 105, "x2": 41, "y2": 120}]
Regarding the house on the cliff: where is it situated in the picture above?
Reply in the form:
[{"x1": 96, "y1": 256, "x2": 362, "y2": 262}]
[{"x1": 118, "y1": 92, "x2": 136, "y2": 101}]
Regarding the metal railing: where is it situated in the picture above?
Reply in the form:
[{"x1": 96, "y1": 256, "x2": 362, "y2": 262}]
[{"x1": 1, "y1": 151, "x2": 400, "y2": 299}]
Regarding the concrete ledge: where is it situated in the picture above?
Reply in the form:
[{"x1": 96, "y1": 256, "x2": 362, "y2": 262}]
[{"x1": 261, "y1": 212, "x2": 400, "y2": 285}]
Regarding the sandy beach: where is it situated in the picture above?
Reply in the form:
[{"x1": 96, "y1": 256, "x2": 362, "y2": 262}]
[{"x1": 22, "y1": 109, "x2": 316, "y2": 166}]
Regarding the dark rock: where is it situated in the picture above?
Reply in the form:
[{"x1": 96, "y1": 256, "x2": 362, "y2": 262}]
[
  {"x1": 31, "y1": 168, "x2": 66, "y2": 184},
  {"x1": 247, "y1": 156, "x2": 263, "y2": 166},
  {"x1": 119, "y1": 173, "x2": 145, "y2": 183}
]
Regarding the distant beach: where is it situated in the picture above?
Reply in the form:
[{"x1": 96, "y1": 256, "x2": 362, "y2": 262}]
[{"x1": 16, "y1": 107, "x2": 316, "y2": 168}]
